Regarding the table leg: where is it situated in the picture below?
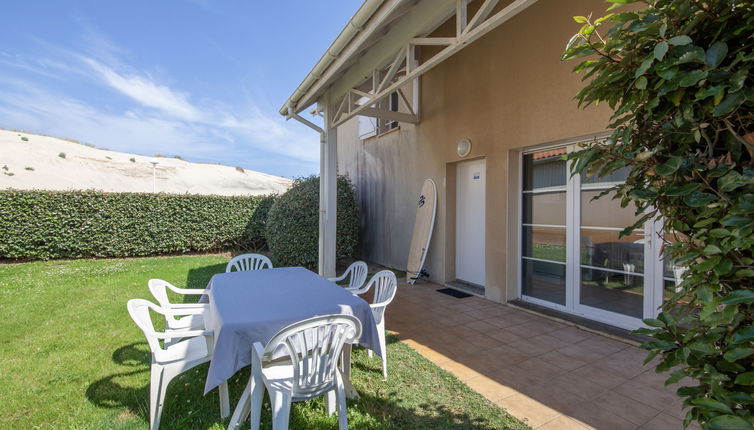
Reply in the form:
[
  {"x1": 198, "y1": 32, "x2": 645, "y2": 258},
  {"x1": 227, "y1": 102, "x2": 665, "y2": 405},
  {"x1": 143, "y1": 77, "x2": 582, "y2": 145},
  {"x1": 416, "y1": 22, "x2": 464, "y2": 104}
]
[
  {"x1": 227, "y1": 377, "x2": 252, "y2": 429},
  {"x1": 219, "y1": 381, "x2": 230, "y2": 418},
  {"x1": 341, "y1": 344, "x2": 359, "y2": 399}
]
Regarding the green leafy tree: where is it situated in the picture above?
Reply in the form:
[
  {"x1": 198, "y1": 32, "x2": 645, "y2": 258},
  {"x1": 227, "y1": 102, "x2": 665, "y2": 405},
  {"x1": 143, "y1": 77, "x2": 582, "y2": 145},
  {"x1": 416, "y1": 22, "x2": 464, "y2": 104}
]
[{"x1": 564, "y1": 1, "x2": 753, "y2": 428}]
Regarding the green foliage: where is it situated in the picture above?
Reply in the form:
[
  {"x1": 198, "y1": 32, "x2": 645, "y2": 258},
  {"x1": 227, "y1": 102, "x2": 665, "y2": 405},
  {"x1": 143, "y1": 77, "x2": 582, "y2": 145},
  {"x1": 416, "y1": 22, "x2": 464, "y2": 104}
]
[
  {"x1": 129, "y1": 157, "x2": 135, "y2": 163},
  {"x1": 20, "y1": 136, "x2": 28, "y2": 142},
  {"x1": 243, "y1": 194, "x2": 277, "y2": 250},
  {"x1": 58, "y1": 152, "x2": 66, "y2": 159},
  {"x1": 24, "y1": 167, "x2": 34, "y2": 171},
  {"x1": 564, "y1": 1, "x2": 754, "y2": 428},
  {"x1": 265, "y1": 175, "x2": 359, "y2": 268},
  {"x1": 0, "y1": 190, "x2": 268, "y2": 260}
]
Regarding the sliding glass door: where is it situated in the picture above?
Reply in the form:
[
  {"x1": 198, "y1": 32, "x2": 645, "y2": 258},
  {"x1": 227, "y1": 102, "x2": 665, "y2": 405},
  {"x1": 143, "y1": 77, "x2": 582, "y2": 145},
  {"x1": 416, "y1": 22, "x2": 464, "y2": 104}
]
[{"x1": 520, "y1": 145, "x2": 672, "y2": 329}]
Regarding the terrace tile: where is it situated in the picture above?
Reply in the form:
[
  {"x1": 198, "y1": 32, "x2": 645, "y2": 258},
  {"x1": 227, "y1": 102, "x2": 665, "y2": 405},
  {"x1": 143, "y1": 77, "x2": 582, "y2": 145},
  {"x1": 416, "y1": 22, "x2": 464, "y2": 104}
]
[{"x1": 385, "y1": 280, "x2": 691, "y2": 429}]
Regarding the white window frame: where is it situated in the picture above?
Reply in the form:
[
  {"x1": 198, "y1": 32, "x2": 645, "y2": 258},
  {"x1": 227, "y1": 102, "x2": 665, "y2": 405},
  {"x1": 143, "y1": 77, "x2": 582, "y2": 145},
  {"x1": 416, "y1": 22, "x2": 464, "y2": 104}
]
[{"x1": 517, "y1": 141, "x2": 669, "y2": 330}]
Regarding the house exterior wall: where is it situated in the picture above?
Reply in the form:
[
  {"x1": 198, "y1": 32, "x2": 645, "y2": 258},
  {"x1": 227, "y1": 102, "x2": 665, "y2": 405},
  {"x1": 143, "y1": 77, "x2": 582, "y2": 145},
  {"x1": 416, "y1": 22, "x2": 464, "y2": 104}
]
[{"x1": 336, "y1": 0, "x2": 613, "y2": 303}]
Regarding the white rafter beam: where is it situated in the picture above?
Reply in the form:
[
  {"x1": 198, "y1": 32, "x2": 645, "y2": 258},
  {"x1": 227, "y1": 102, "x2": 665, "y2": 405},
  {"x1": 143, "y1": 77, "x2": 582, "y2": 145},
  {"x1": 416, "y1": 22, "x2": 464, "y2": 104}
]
[
  {"x1": 456, "y1": 0, "x2": 467, "y2": 37},
  {"x1": 464, "y1": 0, "x2": 500, "y2": 34},
  {"x1": 410, "y1": 37, "x2": 456, "y2": 46},
  {"x1": 397, "y1": 88, "x2": 415, "y2": 115},
  {"x1": 378, "y1": 48, "x2": 407, "y2": 93},
  {"x1": 332, "y1": 0, "x2": 538, "y2": 128}
]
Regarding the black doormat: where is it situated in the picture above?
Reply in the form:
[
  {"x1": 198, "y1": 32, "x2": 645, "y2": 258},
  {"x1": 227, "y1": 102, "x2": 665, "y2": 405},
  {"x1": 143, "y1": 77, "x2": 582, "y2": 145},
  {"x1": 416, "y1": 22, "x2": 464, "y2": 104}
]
[{"x1": 436, "y1": 288, "x2": 472, "y2": 299}]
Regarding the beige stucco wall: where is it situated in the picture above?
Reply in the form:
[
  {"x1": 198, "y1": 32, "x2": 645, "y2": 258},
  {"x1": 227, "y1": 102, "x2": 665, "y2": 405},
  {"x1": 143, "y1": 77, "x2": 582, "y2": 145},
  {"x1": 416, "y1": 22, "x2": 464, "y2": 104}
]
[{"x1": 336, "y1": 0, "x2": 613, "y2": 303}]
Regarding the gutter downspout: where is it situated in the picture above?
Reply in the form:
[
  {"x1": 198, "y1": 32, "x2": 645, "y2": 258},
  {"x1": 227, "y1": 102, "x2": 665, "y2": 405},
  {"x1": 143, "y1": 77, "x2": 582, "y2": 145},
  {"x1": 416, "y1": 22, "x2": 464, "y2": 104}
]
[{"x1": 286, "y1": 104, "x2": 330, "y2": 277}]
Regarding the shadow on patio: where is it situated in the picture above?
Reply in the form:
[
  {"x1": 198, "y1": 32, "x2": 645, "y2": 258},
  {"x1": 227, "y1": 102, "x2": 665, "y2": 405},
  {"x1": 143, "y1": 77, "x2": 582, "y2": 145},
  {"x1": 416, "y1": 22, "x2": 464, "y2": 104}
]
[{"x1": 386, "y1": 280, "x2": 699, "y2": 430}]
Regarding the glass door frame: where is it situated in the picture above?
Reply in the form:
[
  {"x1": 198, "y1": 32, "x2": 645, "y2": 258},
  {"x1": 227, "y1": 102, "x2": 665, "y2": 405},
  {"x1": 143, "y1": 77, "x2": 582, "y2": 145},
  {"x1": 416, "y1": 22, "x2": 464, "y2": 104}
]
[{"x1": 517, "y1": 143, "x2": 666, "y2": 330}]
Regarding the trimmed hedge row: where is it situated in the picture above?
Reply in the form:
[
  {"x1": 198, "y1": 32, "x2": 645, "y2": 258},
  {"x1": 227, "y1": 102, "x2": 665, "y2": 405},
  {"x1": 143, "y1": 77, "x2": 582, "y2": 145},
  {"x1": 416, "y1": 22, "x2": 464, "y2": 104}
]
[{"x1": 0, "y1": 190, "x2": 266, "y2": 260}]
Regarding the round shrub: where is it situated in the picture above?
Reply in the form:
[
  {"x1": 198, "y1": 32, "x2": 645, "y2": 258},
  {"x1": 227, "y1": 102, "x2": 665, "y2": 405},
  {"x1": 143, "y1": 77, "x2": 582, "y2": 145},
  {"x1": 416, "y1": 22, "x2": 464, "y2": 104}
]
[
  {"x1": 265, "y1": 175, "x2": 359, "y2": 267},
  {"x1": 242, "y1": 194, "x2": 277, "y2": 250}
]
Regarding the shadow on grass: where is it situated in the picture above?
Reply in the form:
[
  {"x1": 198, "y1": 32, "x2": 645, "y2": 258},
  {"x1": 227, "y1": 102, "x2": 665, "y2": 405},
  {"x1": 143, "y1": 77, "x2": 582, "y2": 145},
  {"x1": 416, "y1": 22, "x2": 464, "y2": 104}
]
[
  {"x1": 86, "y1": 336, "x2": 522, "y2": 429},
  {"x1": 185, "y1": 263, "x2": 227, "y2": 290}
]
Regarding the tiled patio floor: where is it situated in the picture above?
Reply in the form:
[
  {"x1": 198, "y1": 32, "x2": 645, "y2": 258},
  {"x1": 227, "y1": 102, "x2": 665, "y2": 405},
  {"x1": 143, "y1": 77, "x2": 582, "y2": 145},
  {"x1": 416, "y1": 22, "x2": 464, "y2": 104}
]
[{"x1": 384, "y1": 281, "x2": 698, "y2": 430}]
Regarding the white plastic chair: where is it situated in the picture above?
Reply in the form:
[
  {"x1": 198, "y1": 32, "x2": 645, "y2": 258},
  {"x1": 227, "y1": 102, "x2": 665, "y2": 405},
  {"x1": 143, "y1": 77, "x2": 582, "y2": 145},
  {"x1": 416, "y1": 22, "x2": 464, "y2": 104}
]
[
  {"x1": 127, "y1": 299, "x2": 229, "y2": 430},
  {"x1": 226, "y1": 253, "x2": 273, "y2": 273},
  {"x1": 358, "y1": 271, "x2": 398, "y2": 379},
  {"x1": 249, "y1": 315, "x2": 362, "y2": 430},
  {"x1": 327, "y1": 261, "x2": 368, "y2": 292},
  {"x1": 148, "y1": 279, "x2": 208, "y2": 335}
]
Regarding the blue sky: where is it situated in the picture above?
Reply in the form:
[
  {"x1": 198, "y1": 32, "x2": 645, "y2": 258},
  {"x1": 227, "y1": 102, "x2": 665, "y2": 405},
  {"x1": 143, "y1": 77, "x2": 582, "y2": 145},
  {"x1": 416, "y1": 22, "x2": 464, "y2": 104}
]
[{"x1": 0, "y1": 1, "x2": 361, "y2": 178}]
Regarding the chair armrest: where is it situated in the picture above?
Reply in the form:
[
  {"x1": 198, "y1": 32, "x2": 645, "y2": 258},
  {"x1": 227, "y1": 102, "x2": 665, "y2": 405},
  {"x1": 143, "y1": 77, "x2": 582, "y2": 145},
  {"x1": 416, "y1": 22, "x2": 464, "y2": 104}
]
[
  {"x1": 164, "y1": 307, "x2": 206, "y2": 316},
  {"x1": 327, "y1": 274, "x2": 347, "y2": 282},
  {"x1": 166, "y1": 303, "x2": 209, "y2": 309},
  {"x1": 166, "y1": 284, "x2": 209, "y2": 295},
  {"x1": 154, "y1": 329, "x2": 213, "y2": 340},
  {"x1": 346, "y1": 285, "x2": 370, "y2": 295}
]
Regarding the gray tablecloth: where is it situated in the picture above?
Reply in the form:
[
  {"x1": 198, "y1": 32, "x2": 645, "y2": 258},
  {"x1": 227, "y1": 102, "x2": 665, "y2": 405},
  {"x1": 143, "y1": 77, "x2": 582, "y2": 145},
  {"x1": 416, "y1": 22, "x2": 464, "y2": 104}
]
[{"x1": 203, "y1": 266, "x2": 381, "y2": 394}]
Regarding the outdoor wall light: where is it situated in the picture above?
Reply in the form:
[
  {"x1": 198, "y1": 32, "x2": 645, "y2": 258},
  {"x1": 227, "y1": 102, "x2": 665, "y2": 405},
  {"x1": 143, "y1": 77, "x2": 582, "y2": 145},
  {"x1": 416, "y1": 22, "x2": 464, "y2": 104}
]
[{"x1": 457, "y1": 138, "x2": 472, "y2": 157}]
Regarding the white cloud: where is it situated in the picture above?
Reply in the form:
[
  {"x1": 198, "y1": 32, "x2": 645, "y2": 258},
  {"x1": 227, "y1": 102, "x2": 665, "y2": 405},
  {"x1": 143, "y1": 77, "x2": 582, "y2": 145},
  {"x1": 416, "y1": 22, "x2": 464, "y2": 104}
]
[
  {"x1": 83, "y1": 58, "x2": 201, "y2": 122},
  {"x1": 0, "y1": 39, "x2": 322, "y2": 173}
]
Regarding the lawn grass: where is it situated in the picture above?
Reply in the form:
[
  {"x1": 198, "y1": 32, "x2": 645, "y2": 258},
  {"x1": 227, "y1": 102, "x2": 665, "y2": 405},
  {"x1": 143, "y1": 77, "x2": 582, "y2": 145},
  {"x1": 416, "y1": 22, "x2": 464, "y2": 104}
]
[{"x1": 0, "y1": 255, "x2": 529, "y2": 429}]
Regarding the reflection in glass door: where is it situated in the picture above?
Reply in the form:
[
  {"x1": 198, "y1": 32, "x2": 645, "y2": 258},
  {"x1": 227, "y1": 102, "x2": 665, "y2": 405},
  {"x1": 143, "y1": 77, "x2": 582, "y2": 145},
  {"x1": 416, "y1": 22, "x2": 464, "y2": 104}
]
[
  {"x1": 520, "y1": 145, "x2": 666, "y2": 329},
  {"x1": 521, "y1": 150, "x2": 568, "y2": 307},
  {"x1": 576, "y1": 168, "x2": 648, "y2": 320}
]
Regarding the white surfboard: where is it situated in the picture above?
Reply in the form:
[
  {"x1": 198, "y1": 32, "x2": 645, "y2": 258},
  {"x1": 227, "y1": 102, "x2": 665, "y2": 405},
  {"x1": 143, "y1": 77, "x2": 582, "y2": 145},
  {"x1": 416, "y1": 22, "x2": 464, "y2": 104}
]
[{"x1": 406, "y1": 179, "x2": 437, "y2": 284}]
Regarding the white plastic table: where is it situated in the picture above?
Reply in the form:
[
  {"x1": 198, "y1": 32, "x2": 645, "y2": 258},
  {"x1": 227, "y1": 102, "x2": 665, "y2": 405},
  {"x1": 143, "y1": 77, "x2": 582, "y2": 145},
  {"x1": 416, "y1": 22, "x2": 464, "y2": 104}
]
[{"x1": 201, "y1": 267, "x2": 381, "y2": 428}]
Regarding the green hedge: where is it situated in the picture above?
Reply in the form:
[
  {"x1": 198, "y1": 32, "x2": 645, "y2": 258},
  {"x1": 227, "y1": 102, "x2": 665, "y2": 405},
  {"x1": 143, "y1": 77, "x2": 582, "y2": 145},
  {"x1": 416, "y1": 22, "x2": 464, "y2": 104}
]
[
  {"x1": 265, "y1": 176, "x2": 359, "y2": 267},
  {"x1": 242, "y1": 194, "x2": 277, "y2": 250},
  {"x1": 0, "y1": 190, "x2": 267, "y2": 260}
]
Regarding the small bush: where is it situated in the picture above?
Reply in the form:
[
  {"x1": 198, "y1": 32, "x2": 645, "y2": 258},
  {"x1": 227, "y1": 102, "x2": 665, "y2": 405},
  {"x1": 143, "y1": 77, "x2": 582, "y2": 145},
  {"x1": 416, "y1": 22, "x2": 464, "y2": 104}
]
[
  {"x1": 243, "y1": 194, "x2": 277, "y2": 250},
  {"x1": 129, "y1": 158, "x2": 136, "y2": 163},
  {"x1": 0, "y1": 190, "x2": 268, "y2": 260},
  {"x1": 24, "y1": 167, "x2": 34, "y2": 171},
  {"x1": 173, "y1": 155, "x2": 183, "y2": 160},
  {"x1": 58, "y1": 152, "x2": 66, "y2": 159},
  {"x1": 105, "y1": 156, "x2": 112, "y2": 160},
  {"x1": 265, "y1": 175, "x2": 359, "y2": 268},
  {"x1": 3, "y1": 172, "x2": 14, "y2": 177},
  {"x1": 2, "y1": 165, "x2": 7, "y2": 171},
  {"x1": 235, "y1": 166, "x2": 245, "y2": 173},
  {"x1": 20, "y1": 136, "x2": 28, "y2": 142}
]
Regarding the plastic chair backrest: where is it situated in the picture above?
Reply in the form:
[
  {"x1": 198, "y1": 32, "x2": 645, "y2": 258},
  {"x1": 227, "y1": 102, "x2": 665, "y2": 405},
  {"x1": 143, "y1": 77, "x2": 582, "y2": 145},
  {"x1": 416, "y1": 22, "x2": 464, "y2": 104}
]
[
  {"x1": 344, "y1": 261, "x2": 368, "y2": 289},
  {"x1": 263, "y1": 315, "x2": 361, "y2": 398},
  {"x1": 226, "y1": 254, "x2": 273, "y2": 273},
  {"x1": 127, "y1": 299, "x2": 170, "y2": 362},
  {"x1": 367, "y1": 271, "x2": 398, "y2": 324}
]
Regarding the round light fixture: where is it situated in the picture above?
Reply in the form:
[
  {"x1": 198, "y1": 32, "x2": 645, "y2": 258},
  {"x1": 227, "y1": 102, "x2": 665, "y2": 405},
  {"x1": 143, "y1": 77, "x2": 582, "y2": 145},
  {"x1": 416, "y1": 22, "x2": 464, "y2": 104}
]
[{"x1": 457, "y1": 138, "x2": 472, "y2": 157}]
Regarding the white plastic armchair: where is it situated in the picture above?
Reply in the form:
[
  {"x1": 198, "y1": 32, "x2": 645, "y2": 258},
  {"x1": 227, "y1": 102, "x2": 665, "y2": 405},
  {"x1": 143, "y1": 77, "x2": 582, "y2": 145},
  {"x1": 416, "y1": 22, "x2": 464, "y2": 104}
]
[
  {"x1": 226, "y1": 253, "x2": 273, "y2": 273},
  {"x1": 148, "y1": 279, "x2": 208, "y2": 334},
  {"x1": 126, "y1": 299, "x2": 229, "y2": 430},
  {"x1": 327, "y1": 261, "x2": 368, "y2": 293},
  {"x1": 362, "y1": 270, "x2": 398, "y2": 379},
  {"x1": 248, "y1": 314, "x2": 362, "y2": 430}
]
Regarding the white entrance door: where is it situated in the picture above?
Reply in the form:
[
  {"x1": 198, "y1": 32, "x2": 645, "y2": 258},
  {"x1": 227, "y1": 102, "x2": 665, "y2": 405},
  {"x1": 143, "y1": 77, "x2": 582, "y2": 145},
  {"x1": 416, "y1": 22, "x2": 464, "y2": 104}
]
[{"x1": 456, "y1": 159, "x2": 486, "y2": 286}]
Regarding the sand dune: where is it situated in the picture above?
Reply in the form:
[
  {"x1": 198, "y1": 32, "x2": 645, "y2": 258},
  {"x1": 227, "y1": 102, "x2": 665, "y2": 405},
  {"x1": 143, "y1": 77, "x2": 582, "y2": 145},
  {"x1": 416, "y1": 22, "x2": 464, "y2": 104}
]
[{"x1": 0, "y1": 129, "x2": 292, "y2": 196}]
